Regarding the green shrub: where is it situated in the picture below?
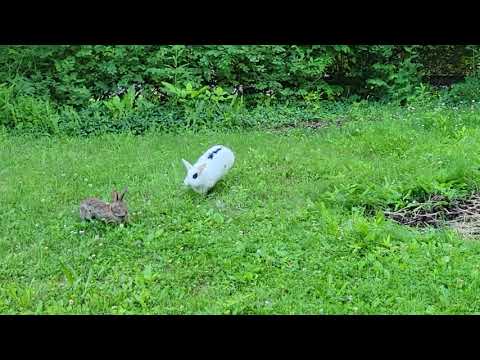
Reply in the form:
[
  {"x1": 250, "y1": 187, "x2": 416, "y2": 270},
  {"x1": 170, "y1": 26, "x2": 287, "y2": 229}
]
[
  {"x1": 1, "y1": 45, "x2": 479, "y2": 136},
  {"x1": 0, "y1": 84, "x2": 60, "y2": 134},
  {"x1": 3, "y1": 45, "x2": 469, "y2": 109},
  {"x1": 441, "y1": 76, "x2": 480, "y2": 105}
]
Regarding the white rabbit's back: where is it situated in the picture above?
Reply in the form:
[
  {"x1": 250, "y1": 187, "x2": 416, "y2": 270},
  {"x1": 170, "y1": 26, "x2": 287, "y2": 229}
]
[
  {"x1": 196, "y1": 145, "x2": 222, "y2": 162},
  {"x1": 207, "y1": 147, "x2": 234, "y2": 181},
  {"x1": 184, "y1": 145, "x2": 235, "y2": 194}
]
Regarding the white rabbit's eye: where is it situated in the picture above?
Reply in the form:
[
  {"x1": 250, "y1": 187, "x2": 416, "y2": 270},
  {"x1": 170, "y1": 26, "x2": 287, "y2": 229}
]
[{"x1": 192, "y1": 173, "x2": 198, "y2": 179}]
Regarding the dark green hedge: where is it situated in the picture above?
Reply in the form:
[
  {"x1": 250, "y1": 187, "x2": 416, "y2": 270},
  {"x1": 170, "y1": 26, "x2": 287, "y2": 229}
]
[
  {"x1": 1, "y1": 45, "x2": 477, "y2": 107},
  {"x1": 0, "y1": 45, "x2": 478, "y2": 136}
]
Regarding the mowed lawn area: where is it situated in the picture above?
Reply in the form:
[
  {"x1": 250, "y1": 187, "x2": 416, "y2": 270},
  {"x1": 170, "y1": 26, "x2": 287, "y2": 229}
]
[{"x1": 3, "y1": 111, "x2": 480, "y2": 314}]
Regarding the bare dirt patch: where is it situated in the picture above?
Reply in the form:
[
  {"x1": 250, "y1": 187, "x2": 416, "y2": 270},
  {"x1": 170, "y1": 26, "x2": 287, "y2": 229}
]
[
  {"x1": 271, "y1": 118, "x2": 346, "y2": 132},
  {"x1": 384, "y1": 192, "x2": 480, "y2": 238}
]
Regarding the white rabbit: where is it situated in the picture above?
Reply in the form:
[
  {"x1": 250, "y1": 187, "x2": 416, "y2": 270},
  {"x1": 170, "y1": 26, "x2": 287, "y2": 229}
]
[{"x1": 182, "y1": 145, "x2": 235, "y2": 194}]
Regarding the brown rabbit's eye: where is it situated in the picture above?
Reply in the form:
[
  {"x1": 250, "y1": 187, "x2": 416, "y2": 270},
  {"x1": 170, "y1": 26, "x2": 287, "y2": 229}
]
[{"x1": 192, "y1": 173, "x2": 198, "y2": 179}]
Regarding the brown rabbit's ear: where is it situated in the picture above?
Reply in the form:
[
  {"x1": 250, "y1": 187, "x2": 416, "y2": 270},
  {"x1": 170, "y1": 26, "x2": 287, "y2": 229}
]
[
  {"x1": 112, "y1": 189, "x2": 118, "y2": 201},
  {"x1": 119, "y1": 187, "x2": 128, "y2": 201}
]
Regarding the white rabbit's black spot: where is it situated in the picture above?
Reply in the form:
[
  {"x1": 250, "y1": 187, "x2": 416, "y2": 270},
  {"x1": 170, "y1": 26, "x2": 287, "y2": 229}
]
[
  {"x1": 193, "y1": 173, "x2": 198, "y2": 179},
  {"x1": 207, "y1": 147, "x2": 222, "y2": 160}
]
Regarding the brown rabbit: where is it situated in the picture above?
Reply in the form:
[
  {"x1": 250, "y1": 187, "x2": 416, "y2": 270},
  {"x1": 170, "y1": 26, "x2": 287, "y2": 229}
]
[{"x1": 80, "y1": 188, "x2": 128, "y2": 224}]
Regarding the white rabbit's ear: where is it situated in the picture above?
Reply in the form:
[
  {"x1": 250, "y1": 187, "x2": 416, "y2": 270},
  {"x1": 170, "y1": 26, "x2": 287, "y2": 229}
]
[
  {"x1": 198, "y1": 163, "x2": 207, "y2": 175},
  {"x1": 182, "y1": 159, "x2": 192, "y2": 171}
]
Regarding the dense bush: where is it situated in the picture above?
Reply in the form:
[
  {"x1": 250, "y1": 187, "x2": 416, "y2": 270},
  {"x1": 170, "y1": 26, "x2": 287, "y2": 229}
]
[
  {"x1": 0, "y1": 45, "x2": 479, "y2": 135},
  {"x1": 440, "y1": 76, "x2": 480, "y2": 105},
  {"x1": 2, "y1": 45, "x2": 477, "y2": 105},
  {"x1": 0, "y1": 84, "x2": 60, "y2": 134}
]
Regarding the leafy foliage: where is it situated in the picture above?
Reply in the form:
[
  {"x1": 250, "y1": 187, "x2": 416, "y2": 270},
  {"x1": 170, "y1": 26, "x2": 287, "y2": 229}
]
[
  {"x1": 440, "y1": 76, "x2": 480, "y2": 105},
  {"x1": 0, "y1": 45, "x2": 479, "y2": 135}
]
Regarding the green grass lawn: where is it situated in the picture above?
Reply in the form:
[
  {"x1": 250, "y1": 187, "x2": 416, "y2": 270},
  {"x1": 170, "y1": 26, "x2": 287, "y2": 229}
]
[{"x1": 3, "y1": 107, "x2": 480, "y2": 314}]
